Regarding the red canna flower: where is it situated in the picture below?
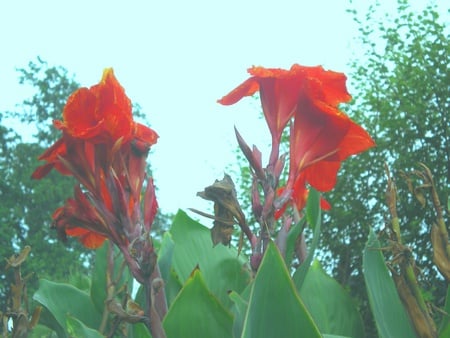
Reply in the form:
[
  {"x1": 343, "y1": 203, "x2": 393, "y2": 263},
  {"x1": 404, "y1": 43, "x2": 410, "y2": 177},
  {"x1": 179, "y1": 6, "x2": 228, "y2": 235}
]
[
  {"x1": 275, "y1": 174, "x2": 331, "y2": 219},
  {"x1": 288, "y1": 94, "x2": 375, "y2": 192},
  {"x1": 219, "y1": 64, "x2": 375, "y2": 200},
  {"x1": 33, "y1": 68, "x2": 157, "y2": 180},
  {"x1": 32, "y1": 69, "x2": 159, "y2": 281}
]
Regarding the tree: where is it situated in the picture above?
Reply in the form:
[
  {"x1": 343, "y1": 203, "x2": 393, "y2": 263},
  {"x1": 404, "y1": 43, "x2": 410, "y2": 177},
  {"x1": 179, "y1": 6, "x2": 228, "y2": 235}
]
[
  {"x1": 0, "y1": 58, "x2": 88, "y2": 313},
  {"x1": 320, "y1": 1, "x2": 449, "y2": 335}
]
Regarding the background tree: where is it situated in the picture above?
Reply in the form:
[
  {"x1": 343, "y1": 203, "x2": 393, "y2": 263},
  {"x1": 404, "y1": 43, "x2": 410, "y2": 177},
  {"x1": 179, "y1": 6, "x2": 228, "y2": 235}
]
[
  {"x1": 0, "y1": 58, "x2": 170, "y2": 314},
  {"x1": 321, "y1": 1, "x2": 449, "y2": 335}
]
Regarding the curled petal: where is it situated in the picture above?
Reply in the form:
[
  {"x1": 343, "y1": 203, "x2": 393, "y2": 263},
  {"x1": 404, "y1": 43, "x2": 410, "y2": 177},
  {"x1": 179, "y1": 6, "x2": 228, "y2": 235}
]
[{"x1": 65, "y1": 227, "x2": 107, "y2": 249}]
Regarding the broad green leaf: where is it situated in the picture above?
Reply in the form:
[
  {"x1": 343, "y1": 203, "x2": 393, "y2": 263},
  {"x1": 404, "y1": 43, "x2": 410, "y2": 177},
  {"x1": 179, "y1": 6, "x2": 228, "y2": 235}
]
[
  {"x1": 241, "y1": 242, "x2": 321, "y2": 338},
  {"x1": 66, "y1": 315, "x2": 104, "y2": 338},
  {"x1": 163, "y1": 269, "x2": 233, "y2": 338},
  {"x1": 33, "y1": 306, "x2": 65, "y2": 338},
  {"x1": 29, "y1": 323, "x2": 58, "y2": 338},
  {"x1": 299, "y1": 260, "x2": 364, "y2": 337},
  {"x1": 33, "y1": 279, "x2": 102, "y2": 335},
  {"x1": 229, "y1": 290, "x2": 249, "y2": 338},
  {"x1": 168, "y1": 210, "x2": 251, "y2": 307},
  {"x1": 158, "y1": 231, "x2": 175, "y2": 282},
  {"x1": 164, "y1": 268, "x2": 183, "y2": 307},
  {"x1": 363, "y1": 228, "x2": 417, "y2": 338}
]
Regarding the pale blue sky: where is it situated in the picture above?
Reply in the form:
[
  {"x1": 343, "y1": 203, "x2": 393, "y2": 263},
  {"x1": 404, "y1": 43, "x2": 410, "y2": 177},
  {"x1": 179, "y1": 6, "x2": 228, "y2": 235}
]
[{"x1": 0, "y1": 0, "x2": 440, "y2": 214}]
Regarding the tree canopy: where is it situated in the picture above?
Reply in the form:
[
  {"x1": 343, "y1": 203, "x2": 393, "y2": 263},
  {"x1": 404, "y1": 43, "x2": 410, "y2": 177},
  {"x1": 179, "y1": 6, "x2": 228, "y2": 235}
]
[{"x1": 321, "y1": 1, "x2": 449, "y2": 335}]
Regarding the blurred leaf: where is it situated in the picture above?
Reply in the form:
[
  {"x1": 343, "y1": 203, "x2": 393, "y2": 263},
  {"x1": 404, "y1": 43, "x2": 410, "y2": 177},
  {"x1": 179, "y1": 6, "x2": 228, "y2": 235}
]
[
  {"x1": 229, "y1": 290, "x2": 249, "y2": 338},
  {"x1": 306, "y1": 188, "x2": 321, "y2": 230},
  {"x1": 299, "y1": 260, "x2": 365, "y2": 337},
  {"x1": 438, "y1": 285, "x2": 450, "y2": 337},
  {"x1": 33, "y1": 306, "x2": 66, "y2": 338},
  {"x1": 292, "y1": 190, "x2": 322, "y2": 289},
  {"x1": 67, "y1": 272, "x2": 91, "y2": 292},
  {"x1": 363, "y1": 228, "x2": 417, "y2": 338},
  {"x1": 164, "y1": 268, "x2": 183, "y2": 307},
  {"x1": 129, "y1": 322, "x2": 153, "y2": 338},
  {"x1": 168, "y1": 210, "x2": 251, "y2": 308},
  {"x1": 28, "y1": 323, "x2": 58, "y2": 338},
  {"x1": 90, "y1": 242, "x2": 108, "y2": 313},
  {"x1": 241, "y1": 242, "x2": 321, "y2": 338},
  {"x1": 66, "y1": 315, "x2": 104, "y2": 338},
  {"x1": 158, "y1": 232, "x2": 175, "y2": 282},
  {"x1": 284, "y1": 217, "x2": 306, "y2": 264},
  {"x1": 33, "y1": 279, "x2": 102, "y2": 336},
  {"x1": 163, "y1": 269, "x2": 233, "y2": 338}
]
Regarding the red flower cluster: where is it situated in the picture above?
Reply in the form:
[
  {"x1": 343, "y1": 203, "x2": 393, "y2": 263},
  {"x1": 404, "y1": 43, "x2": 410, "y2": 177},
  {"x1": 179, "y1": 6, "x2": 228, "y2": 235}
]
[
  {"x1": 219, "y1": 64, "x2": 375, "y2": 216},
  {"x1": 32, "y1": 69, "x2": 158, "y2": 269}
]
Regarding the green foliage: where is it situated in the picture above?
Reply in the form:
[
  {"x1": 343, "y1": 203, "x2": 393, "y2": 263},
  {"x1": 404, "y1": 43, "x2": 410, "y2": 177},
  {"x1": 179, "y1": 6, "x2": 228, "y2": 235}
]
[
  {"x1": 32, "y1": 239, "x2": 152, "y2": 338},
  {"x1": 29, "y1": 199, "x2": 377, "y2": 338},
  {"x1": 300, "y1": 260, "x2": 365, "y2": 337},
  {"x1": 0, "y1": 59, "x2": 89, "y2": 314},
  {"x1": 292, "y1": 188, "x2": 322, "y2": 289},
  {"x1": 165, "y1": 210, "x2": 251, "y2": 308},
  {"x1": 241, "y1": 242, "x2": 321, "y2": 338},
  {"x1": 317, "y1": 1, "x2": 449, "y2": 334},
  {"x1": 362, "y1": 229, "x2": 417, "y2": 338},
  {"x1": 33, "y1": 279, "x2": 102, "y2": 335},
  {"x1": 163, "y1": 269, "x2": 234, "y2": 338}
]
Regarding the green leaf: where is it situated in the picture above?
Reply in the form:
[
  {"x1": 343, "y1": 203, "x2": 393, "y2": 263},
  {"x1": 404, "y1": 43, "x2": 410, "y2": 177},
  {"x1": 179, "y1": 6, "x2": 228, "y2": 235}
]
[
  {"x1": 158, "y1": 231, "x2": 175, "y2": 282},
  {"x1": 284, "y1": 217, "x2": 306, "y2": 264},
  {"x1": 163, "y1": 269, "x2": 233, "y2": 338},
  {"x1": 90, "y1": 242, "x2": 109, "y2": 313},
  {"x1": 306, "y1": 188, "x2": 321, "y2": 230},
  {"x1": 33, "y1": 306, "x2": 66, "y2": 338},
  {"x1": 29, "y1": 323, "x2": 58, "y2": 338},
  {"x1": 33, "y1": 279, "x2": 102, "y2": 336},
  {"x1": 168, "y1": 210, "x2": 251, "y2": 307},
  {"x1": 292, "y1": 196, "x2": 322, "y2": 290},
  {"x1": 129, "y1": 323, "x2": 153, "y2": 338},
  {"x1": 299, "y1": 260, "x2": 365, "y2": 337},
  {"x1": 241, "y1": 242, "x2": 321, "y2": 338},
  {"x1": 363, "y1": 228, "x2": 417, "y2": 338},
  {"x1": 66, "y1": 315, "x2": 104, "y2": 338},
  {"x1": 229, "y1": 290, "x2": 249, "y2": 338},
  {"x1": 438, "y1": 285, "x2": 450, "y2": 337}
]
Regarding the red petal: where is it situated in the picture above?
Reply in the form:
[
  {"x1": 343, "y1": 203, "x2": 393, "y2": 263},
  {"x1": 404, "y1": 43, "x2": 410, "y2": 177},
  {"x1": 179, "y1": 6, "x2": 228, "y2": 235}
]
[
  {"x1": 135, "y1": 123, "x2": 158, "y2": 146},
  {"x1": 66, "y1": 227, "x2": 106, "y2": 249},
  {"x1": 218, "y1": 77, "x2": 260, "y2": 105}
]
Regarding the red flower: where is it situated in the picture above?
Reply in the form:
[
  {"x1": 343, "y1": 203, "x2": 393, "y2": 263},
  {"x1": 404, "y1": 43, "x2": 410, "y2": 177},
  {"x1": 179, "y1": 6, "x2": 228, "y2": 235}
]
[
  {"x1": 219, "y1": 64, "x2": 375, "y2": 196},
  {"x1": 32, "y1": 69, "x2": 159, "y2": 262},
  {"x1": 275, "y1": 174, "x2": 331, "y2": 219},
  {"x1": 32, "y1": 68, "x2": 158, "y2": 180},
  {"x1": 288, "y1": 94, "x2": 375, "y2": 191}
]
